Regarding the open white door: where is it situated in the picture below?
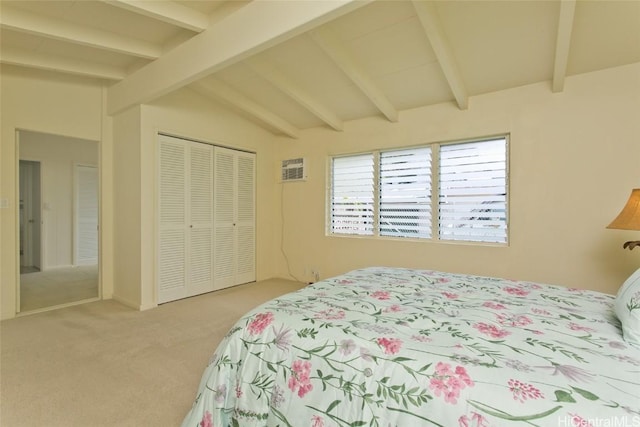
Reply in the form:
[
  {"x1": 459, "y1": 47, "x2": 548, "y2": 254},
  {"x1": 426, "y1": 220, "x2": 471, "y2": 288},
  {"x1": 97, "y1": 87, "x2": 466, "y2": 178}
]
[{"x1": 75, "y1": 164, "x2": 98, "y2": 265}]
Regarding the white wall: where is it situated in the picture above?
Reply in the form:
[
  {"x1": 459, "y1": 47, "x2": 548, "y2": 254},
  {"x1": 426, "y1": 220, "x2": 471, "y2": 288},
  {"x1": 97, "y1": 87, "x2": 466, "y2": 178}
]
[
  {"x1": 111, "y1": 87, "x2": 279, "y2": 310},
  {"x1": 112, "y1": 106, "x2": 143, "y2": 309},
  {"x1": 3, "y1": 61, "x2": 637, "y2": 319},
  {"x1": 19, "y1": 131, "x2": 98, "y2": 269},
  {"x1": 275, "y1": 63, "x2": 640, "y2": 295},
  {"x1": 0, "y1": 65, "x2": 113, "y2": 319}
]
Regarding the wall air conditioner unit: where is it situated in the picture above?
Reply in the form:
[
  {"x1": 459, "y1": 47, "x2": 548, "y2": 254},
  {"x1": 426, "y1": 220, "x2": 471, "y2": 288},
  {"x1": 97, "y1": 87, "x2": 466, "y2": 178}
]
[{"x1": 281, "y1": 157, "x2": 307, "y2": 182}]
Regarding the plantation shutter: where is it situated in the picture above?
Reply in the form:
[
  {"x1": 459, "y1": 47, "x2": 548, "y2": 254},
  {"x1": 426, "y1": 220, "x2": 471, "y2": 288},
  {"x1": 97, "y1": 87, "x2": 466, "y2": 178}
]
[
  {"x1": 76, "y1": 165, "x2": 98, "y2": 264},
  {"x1": 331, "y1": 154, "x2": 374, "y2": 235},
  {"x1": 213, "y1": 146, "x2": 256, "y2": 289},
  {"x1": 379, "y1": 147, "x2": 432, "y2": 238},
  {"x1": 158, "y1": 138, "x2": 187, "y2": 302},
  {"x1": 235, "y1": 152, "x2": 256, "y2": 284},
  {"x1": 214, "y1": 148, "x2": 235, "y2": 287},
  {"x1": 188, "y1": 143, "x2": 214, "y2": 295},
  {"x1": 438, "y1": 138, "x2": 507, "y2": 243}
]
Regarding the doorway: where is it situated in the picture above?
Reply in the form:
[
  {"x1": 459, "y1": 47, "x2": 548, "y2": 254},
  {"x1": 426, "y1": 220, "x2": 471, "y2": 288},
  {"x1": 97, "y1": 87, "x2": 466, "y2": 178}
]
[
  {"x1": 18, "y1": 130, "x2": 100, "y2": 313},
  {"x1": 19, "y1": 160, "x2": 42, "y2": 273}
]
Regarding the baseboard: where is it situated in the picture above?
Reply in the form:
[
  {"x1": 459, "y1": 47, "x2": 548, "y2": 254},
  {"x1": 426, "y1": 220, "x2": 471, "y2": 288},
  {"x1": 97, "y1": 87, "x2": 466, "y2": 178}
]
[
  {"x1": 111, "y1": 294, "x2": 157, "y2": 311},
  {"x1": 40, "y1": 264, "x2": 74, "y2": 272}
]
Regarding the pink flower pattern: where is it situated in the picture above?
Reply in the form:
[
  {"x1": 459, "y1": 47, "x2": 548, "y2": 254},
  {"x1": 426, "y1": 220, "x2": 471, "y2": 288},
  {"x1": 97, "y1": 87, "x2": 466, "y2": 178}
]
[
  {"x1": 288, "y1": 359, "x2": 313, "y2": 398},
  {"x1": 458, "y1": 412, "x2": 489, "y2": 427},
  {"x1": 377, "y1": 337, "x2": 403, "y2": 354},
  {"x1": 199, "y1": 411, "x2": 213, "y2": 427},
  {"x1": 371, "y1": 290, "x2": 391, "y2": 300},
  {"x1": 185, "y1": 268, "x2": 633, "y2": 426},
  {"x1": 429, "y1": 362, "x2": 474, "y2": 404},
  {"x1": 384, "y1": 304, "x2": 403, "y2": 313},
  {"x1": 569, "y1": 323, "x2": 595, "y2": 333},
  {"x1": 473, "y1": 322, "x2": 511, "y2": 339},
  {"x1": 569, "y1": 413, "x2": 594, "y2": 427},
  {"x1": 247, "y1": 312, "x2": 274, "y2": 335},
  {"x1": 483, "y1": 301, "x2": 506, "y2": 310},
  {"x1": 504, "y1": 287, "x2": 530, "y2": 296},
  {"x1": 508, "y1": 379, "x2": 543, "y2": 402}
]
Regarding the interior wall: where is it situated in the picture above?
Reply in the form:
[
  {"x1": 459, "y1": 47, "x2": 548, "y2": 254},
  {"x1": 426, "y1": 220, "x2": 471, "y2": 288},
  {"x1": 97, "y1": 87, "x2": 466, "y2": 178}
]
[
  {"x1": 0, "y1": 65, "x2": 113, "y2": 320},
  {"x1": 275, "y1": 63, "x2": 640, "y2": 295},
  {"x1": 19, "y1": 132, "x2": 98, "y2": 269},
  {"x1": 112, "y1": 106, "x2": 143, "y2": 309},
  {"x1": 111, "y1": 86, "x2": 278, "y2": 310}
]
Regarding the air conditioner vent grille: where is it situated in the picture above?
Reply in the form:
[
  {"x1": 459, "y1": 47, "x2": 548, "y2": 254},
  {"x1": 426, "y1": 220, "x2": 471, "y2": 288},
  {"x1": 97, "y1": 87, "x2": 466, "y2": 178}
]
[{"x1": 281, "y1": 158, "x2": 306, "y2": 182}]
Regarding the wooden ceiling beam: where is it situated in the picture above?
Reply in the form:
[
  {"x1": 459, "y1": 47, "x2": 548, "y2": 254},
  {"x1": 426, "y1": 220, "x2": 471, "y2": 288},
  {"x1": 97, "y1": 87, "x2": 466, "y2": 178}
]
[
  {"x1": 412, "y1": 0, "x2": 468, "y2": 110},
  {"x1": 247, "y1": 57, "x2": 344, "y2": 131},
  {"x1": 552, "y1": 0, "x2": 576, "y2": 93},
  {"x1": 193, "y1": 79, "x2": 300, "y2": 139},
  {"x1": 0, "y1": 5, "x2": 161, "y2": 59},
  {"x1": 107, "y1": 0, "x2": 369, "y2": 116},
  {"x1": 0, "y1": 46, "x2": 126, "y2": 80},
  {"x1": 309, "y1": 27, "x2": 398, "y2": 123},
  {"x1": 103, "y1": 0, "x2": 209, "y2": 33}
]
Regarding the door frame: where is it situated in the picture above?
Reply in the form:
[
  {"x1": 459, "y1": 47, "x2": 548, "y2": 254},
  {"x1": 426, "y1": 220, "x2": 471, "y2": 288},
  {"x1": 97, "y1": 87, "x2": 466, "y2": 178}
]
[{"x1": 15, "y1": 128, "x2": 102, "y2": 314}]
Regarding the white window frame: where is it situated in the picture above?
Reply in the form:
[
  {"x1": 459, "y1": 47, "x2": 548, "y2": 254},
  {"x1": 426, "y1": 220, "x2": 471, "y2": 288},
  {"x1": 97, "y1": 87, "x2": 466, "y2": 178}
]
[{"x1": 327, "y1": 135, "x2": 509, "y2": 245}]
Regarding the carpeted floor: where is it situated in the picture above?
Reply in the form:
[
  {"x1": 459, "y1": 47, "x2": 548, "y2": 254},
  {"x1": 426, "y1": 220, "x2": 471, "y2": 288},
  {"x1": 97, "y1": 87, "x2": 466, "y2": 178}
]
[
  {"x1": 0, "y1": 278, "x2": 306, "y2": 427},
  {"x1": 20, "y1": 264, "x2": 99, "y2": 312}
]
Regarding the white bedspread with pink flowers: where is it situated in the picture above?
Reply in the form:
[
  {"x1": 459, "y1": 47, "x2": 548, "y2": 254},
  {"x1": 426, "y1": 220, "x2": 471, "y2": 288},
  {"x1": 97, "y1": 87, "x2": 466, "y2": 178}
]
[{"x1": 181, "y1": 267, "x2": 640, "y2": 427}]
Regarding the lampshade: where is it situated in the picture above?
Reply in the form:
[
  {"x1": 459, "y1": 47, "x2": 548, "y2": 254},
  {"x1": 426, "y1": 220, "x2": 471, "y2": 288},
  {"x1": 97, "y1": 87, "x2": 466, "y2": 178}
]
[{"x1": 607, "y1": 189, "x2": 640, "y2": 231}]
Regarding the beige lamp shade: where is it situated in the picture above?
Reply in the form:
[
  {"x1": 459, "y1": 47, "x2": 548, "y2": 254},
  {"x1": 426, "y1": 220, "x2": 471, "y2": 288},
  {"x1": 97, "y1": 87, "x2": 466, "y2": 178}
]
[{"x1": 607, "y1": 189, "x2": 640, "y2": 231}]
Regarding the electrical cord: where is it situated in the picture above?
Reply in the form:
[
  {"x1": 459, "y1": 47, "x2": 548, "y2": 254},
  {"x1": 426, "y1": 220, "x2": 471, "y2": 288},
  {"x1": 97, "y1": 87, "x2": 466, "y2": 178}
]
[{"x1": 280, "y1": 183, "x2": 304, "y2": 283}]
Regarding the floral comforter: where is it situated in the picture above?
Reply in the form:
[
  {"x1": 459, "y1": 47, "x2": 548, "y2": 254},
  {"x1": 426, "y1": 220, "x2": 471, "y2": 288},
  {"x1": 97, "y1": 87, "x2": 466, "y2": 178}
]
[{"x1": 181, "y1": 267, "x2": 640, "y2": 427}]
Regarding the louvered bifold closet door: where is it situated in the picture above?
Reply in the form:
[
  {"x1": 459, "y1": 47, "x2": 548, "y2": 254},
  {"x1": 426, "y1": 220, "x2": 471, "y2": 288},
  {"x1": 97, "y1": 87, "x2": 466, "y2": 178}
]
[
  {"x1": 213, "y1": 147, "x2": 236, "y2": 289},
  {"x1": 235, "y1": 151, "x2": 256, "y2": 285},
  {"x1": 213, "y1": 147, "x2": 256, "y2": 290},
  {"x1": 188, "y1": 143, "x2": 214, "y2": 296},
  {"x1": 158, "y1": 136, "x2": 188, "y2": 303}
]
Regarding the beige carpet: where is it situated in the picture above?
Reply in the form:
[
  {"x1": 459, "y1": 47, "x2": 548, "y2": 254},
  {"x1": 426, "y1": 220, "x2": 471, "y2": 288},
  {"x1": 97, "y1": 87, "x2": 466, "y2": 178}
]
[
  {"x1": 20, "y1": 265, "x2": 99, "y2": 312},
  {"x1": 1, "y1": 278, "x2": 306, "y2": 427}
]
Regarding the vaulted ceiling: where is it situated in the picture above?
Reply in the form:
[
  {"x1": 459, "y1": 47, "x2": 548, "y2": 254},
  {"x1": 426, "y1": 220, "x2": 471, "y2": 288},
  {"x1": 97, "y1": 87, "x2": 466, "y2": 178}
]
[{"x1": 1, "y1": 0, "x2": 639, "y2": 138}]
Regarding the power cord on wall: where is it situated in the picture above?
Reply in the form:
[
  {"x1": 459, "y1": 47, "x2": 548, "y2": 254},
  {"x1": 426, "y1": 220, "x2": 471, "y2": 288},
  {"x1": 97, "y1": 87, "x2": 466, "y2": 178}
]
[{"x1": 280, "y1": 183, "x2": 304, "y2": 283}]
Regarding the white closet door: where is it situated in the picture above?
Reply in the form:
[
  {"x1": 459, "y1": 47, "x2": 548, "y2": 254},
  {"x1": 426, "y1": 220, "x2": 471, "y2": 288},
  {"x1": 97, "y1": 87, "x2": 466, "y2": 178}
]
[
  {"x1": 235, "y1": 151, "x2": 256, "y2": 284},
  {"x1": 158, "y1": 137, "x2": 188, "y2": 303},
  {"x1": 159, "y1": 138, "x2": 254, "y2": 303},
  {"x1": 213, "y1": 147, "x2": 236, "y2": 289},
  {"x1": 75, "y1": 164, "x2": 98, "y2": 265},
  {"x1": 213, "y1": 147, "x2": 256, "y2": 289},
  {"x1": 188, "y1": 143, "x2": 214, "y2": 296},
  {"x1": 158, "y1": 135, "x2": 216, "y2": 303}
]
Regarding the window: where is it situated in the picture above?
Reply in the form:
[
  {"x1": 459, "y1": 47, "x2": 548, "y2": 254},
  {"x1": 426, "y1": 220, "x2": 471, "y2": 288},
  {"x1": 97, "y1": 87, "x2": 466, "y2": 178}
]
[
  {"x1": 329, "y1": 136, "x2": 508, "y2": 244},
  {"x1": 379, "y1": 147, "x2": 432, "y2": 238},
  {"x1": 331, "y1": 154, "x2": 374, "y2": 235}
]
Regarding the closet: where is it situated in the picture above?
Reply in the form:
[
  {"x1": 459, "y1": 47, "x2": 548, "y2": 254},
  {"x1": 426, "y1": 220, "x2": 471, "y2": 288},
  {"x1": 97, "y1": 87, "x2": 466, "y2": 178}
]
[{"x1": 157, "y1": 134, "x2": 255, "y2": 304}]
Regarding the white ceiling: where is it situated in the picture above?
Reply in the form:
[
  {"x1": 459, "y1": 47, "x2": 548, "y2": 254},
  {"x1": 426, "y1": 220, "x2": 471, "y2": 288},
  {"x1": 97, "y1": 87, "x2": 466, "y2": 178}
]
[{"x1": 1, "y1": 0, "x2": 639, "y2": 138}]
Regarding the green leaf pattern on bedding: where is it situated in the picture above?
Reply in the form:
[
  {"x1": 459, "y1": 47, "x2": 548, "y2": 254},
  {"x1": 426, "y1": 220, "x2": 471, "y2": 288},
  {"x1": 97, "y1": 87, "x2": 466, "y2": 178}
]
[{"x1": 182, "y1": 267, "x2": 640, "y2": 427}]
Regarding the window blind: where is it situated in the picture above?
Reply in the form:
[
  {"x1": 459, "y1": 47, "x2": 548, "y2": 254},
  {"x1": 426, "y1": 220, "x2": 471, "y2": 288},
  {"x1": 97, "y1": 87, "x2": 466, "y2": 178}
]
[
  {"x1": 379, "y1": 147, "x2": 432, "y2": 238},
  {"x1": 438, "y1": 138, "x2": 507, "y2": 243},
  {"x1": 331, "y1": 154, "x2": 374, "y2": 235}
]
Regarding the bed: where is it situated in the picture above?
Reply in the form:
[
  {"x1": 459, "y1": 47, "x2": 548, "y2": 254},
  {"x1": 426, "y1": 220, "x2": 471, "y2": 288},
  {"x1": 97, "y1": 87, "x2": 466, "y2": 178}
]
[{"x1": 181, "y1": 267, "x2": 640, "y2": 427}]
